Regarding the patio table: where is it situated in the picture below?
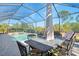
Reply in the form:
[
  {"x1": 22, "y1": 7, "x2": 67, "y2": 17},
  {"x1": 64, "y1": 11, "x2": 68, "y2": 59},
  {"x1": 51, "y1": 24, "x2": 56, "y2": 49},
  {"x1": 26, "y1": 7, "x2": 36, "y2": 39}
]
[{"x1": 25, "y1": 40, "x2": 54, "y2": 55}]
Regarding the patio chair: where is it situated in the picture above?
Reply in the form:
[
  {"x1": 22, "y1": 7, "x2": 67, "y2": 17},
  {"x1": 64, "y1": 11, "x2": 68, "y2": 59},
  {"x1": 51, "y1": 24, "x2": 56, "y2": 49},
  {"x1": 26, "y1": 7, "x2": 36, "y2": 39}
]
[
  {"x1": 52, "y1": 31, "x2": 75, "y2": 56},
  {"x1": 16, "y1": 41, "x2": 28, "y2": 56}
]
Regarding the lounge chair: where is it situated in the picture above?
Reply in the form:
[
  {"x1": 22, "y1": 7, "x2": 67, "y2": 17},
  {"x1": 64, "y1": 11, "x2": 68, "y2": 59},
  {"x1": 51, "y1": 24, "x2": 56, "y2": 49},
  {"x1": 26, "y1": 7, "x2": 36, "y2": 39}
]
[{"x1": 53, "y1": 31, "x2": 75, "y2": 56}]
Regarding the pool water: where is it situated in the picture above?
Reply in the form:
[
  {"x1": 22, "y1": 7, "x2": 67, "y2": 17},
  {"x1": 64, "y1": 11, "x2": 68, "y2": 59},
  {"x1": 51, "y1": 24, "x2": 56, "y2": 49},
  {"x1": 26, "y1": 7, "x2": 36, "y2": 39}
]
[
  {"x1": 12, "y1": 34, "x2": 29, "y2": 41},
  {"x1": 12, "y1": 33, "x2": 37, "y2": 41}
]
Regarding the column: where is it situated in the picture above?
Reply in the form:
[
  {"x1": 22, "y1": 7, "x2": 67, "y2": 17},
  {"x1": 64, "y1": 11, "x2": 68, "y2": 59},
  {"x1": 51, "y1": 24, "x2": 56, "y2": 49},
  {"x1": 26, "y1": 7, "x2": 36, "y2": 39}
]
[{"x1": 46, "y1": 3, "x2": 54, "y2": 41}]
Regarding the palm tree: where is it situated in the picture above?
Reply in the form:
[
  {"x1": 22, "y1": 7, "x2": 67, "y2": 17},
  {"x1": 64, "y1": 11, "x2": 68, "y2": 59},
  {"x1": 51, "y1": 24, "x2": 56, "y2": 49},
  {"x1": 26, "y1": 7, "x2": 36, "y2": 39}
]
[
  {"x1": 76, "y1": 14, "x2": 79, "y2": 22},
  {"x1": 59, "y1": 10, "x2": 70, "y2": 32}
]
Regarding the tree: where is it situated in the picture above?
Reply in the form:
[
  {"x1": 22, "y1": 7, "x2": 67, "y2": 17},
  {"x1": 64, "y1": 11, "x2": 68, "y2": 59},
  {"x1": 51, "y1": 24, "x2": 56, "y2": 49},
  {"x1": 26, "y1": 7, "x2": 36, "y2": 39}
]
[
  {"x1": 34, "y1": 27, "x2": 45, "y2": 35},
  {"x1": 54, "y1": 24, "x2": 60, "y2": 32},
  {"x1": 59, "y1": 10, "x2": 71, "y2": 32},
  {"x1": 63, "y1": 23, "x2": 71, "y2": 32},
  {"x1": 10, "y1": 23, "x2": 31, "y2": 32},
  {"x1": 59, "y1": 10, "x2": 70, "y2": 24},
  {"x1": 76, "y1": 15, "x2": 79, "y2": 22},
  {"x1": 0, "y1": 23, "x2": 9, "y2": 33},
  {"x1": 70, "y1": 22, "x2": 79, "y2": 32}
]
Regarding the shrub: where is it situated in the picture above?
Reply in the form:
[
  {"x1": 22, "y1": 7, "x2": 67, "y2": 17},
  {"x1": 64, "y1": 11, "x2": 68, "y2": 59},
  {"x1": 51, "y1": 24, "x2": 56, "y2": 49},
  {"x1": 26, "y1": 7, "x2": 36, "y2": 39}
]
[{"x1": 75, "y1": 35, "x2": 79, "y2": 42}]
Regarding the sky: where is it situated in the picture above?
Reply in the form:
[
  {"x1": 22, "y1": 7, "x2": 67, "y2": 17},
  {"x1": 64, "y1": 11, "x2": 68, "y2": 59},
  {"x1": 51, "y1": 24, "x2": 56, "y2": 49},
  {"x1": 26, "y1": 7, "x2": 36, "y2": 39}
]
[{"x1": 0, "y1": 3, "x2": 79, "y2": 27}]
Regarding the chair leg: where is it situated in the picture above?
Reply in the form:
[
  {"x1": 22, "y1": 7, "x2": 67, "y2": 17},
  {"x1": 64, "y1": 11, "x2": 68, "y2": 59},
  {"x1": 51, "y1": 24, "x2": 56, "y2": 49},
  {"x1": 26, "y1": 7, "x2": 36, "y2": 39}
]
[{"x1": 28, "y1": 46, "x2": 31, "y2": 55}]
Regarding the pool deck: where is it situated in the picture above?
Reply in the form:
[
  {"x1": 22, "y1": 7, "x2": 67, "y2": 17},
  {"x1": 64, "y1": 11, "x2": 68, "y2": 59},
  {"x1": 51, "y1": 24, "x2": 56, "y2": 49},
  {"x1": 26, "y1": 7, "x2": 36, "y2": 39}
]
[
  {"x1": 0, "y1": 34, "x2": 21, "y2": 56},
  {"x1": 72, "y1": 47, "x2": 79, "y2": 56},
  {"x1": 0, "y1": 34, "x2": 79, "y2": 56}
]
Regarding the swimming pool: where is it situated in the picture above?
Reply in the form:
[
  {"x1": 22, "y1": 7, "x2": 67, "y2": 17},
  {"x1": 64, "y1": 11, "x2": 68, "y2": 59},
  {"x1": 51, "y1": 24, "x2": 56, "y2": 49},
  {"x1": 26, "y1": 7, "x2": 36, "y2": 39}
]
[
  {"x1": 12, "y1": 33, "x2": 28, "y2": 41},
  {"x1": 12, "y1": 33, "x2": 37, "y2": 41}
]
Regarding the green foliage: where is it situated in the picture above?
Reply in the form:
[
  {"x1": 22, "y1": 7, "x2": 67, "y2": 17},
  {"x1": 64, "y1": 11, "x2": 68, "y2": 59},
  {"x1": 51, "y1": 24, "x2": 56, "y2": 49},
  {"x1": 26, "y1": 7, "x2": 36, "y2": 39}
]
[
  {"x1": 70, "y1": 22, "x2": 79, "y2": 32},
  {"x1": 76, "y1": 15, "x2": 79, "y2": 22},
  {"x1": 0, "y1": 23, "x2": 9, "y2": 33},
  {"x1": 49, "y1": 48, "x2": 63, "y2": 56},
  {"x1": 9, "y1": 23, "x2": 32, "y2": 32},
  {"x1": 75, "y1": 35, "x2": 79, "y2": 42},
  {"x1": 26, "y1": 29, "x2": 35, "y2": 33},
  {"x1": 59, "y1": 10, "x2": 70, "y2": 24},
  {"x1": 58, "y1": 10, "x2": 72, "y2": 32},
  {"x1": 62, "y1": 23, "x2": 71, "y2": 32},
  {"x1": 54, "y1": 23, "x2": 71, "y2": 32},
  {"x1": 34, "y1": 27, "x2": 45, "y2": 34},
  {"x1": 54, "y1": 24, "x2": 60, "y2": 32}
]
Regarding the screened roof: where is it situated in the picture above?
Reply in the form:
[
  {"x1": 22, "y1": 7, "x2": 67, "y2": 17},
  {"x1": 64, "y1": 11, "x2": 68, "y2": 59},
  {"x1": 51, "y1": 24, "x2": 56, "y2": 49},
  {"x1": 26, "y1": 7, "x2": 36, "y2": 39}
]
[{"x1": 0, "y1": 3, "x2": 79, "y2": 24}]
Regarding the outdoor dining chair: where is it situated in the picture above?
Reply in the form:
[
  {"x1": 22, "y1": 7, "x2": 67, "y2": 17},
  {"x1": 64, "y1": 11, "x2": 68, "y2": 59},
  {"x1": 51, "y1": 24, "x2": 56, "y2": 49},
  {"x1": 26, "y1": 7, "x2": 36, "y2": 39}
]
[{"x1": 53, "y1": 31, "x2": 75, "y2": 56}]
